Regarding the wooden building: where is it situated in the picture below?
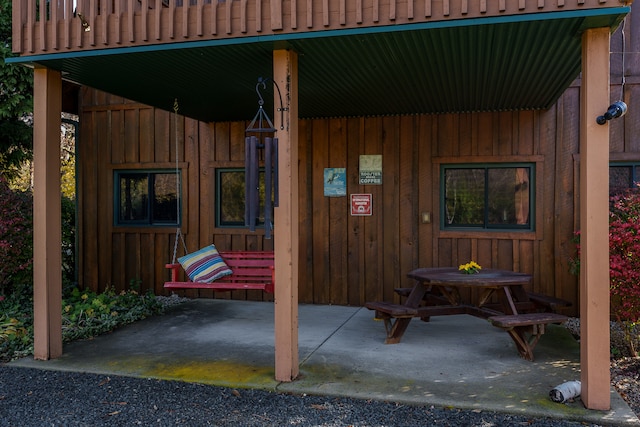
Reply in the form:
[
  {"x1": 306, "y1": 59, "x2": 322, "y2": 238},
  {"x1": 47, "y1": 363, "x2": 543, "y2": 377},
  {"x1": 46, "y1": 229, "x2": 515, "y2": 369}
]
[{"x1": 9, "y1": 0, "x2": 636, "y2": 409}]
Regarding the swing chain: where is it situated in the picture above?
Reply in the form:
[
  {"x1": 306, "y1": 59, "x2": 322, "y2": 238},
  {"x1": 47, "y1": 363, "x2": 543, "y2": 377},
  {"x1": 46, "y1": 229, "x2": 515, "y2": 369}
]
[
  {"x1": 171, "y1": 98, "x2": 186, "y2": 264},
  {"x1": 171, "y1": 228, "x2": 188, "y2": 265}
]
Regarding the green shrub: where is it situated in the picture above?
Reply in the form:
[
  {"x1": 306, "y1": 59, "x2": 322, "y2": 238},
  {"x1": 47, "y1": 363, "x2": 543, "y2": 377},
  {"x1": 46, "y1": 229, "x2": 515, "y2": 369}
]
[
  {"x1": 0, "y1": 282, "x2": 34, "y2": 360},
  {"x1": 0, "y1": 285, "x2": 165, "y2": 362},
  {"x1": 61, "y1": 286, "x2": 164, "y2": 342}
]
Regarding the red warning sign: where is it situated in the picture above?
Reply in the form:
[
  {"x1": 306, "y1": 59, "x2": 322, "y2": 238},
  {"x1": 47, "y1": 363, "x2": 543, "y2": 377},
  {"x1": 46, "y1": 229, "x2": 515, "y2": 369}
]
[{"x1": 351, "y1": 194, "x2": 372, "y2": 216}]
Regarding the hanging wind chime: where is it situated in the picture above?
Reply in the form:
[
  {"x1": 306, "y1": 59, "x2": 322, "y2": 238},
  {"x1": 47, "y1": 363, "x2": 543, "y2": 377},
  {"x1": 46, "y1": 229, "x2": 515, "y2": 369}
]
[{"x1": 245, "y1": 77, "x2": 284, "y2": 239}]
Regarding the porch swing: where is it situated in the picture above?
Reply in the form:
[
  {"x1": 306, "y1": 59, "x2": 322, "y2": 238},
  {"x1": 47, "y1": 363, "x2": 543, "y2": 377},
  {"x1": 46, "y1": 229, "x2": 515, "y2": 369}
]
[{"x1": 163, "y1": 92, "x2": 276, "y2": 293}]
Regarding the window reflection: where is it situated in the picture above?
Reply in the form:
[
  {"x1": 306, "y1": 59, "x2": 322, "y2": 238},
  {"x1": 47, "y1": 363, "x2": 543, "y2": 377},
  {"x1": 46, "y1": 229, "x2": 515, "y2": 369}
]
[
  {"x1": 442, "y1": 165, "x2": 532, "y2": 230},
  {"x1": 216, "y1": 168, "x2": 266, "y2": 227},
  {"x1": 116, "y1": 171, "x2": 179, "y2": 226}
]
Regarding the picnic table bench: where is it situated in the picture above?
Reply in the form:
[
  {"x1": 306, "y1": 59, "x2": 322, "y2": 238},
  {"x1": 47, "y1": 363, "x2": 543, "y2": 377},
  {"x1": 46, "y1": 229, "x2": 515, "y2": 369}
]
[
  {"x1": 366, "y1": 267, "x2": 571, "y2": 360},
  {"x1": 488, "y1": 312, "x2": 569, "y2": 361},
  {"x1": 526, "y1": 292, "x2": 572, "y2": 312}
]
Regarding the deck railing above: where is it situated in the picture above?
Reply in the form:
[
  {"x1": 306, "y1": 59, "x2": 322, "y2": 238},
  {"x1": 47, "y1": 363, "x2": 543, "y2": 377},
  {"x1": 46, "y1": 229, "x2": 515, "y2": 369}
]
[{"x1": 13, "y1": 0, "x2": 620, "y2": 56}]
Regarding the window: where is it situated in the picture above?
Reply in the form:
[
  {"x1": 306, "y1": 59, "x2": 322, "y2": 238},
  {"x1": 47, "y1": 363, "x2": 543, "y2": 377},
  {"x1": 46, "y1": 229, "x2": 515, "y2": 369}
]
[
  {"x1": 441, "y1": 164, "x2": 534, "y2": 231},
  {"x1": 115, "y1": 171, "x2": 180, "y2": 226},
  {"x1": 216, "y1": 168, "x2": 266, "y2": 228},
  {"x1": 610, "y1": 163, "x2": 640, "y2": 194}
]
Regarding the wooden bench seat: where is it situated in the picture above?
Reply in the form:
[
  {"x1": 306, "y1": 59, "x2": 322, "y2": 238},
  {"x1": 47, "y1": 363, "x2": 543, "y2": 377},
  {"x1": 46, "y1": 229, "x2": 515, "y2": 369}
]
[
  {"x1": 527, "y1": 292, "x2": 572, "y2": 312},
  {"x1": 164, "y1": 251, "x2": 274, "y2": 293},
  {"x1": 489, "y1": 312, "x2": 568, "y2": 328},
  {"x1": 364, "y1": 301, "x2": 420, "y2": 344},
  {"x1": 365, "y1": 301, "x2": 418, "y2": 318},
  {"x1": 488, "y1": 312, "x2": 568, "y2": 361}
]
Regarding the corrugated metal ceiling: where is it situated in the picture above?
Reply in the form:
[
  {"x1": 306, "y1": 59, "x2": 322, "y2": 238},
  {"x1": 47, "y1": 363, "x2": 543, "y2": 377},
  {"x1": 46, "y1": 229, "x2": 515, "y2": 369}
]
[{"x1": 18, "y1": 10, "x2": 628, "y2": 122}]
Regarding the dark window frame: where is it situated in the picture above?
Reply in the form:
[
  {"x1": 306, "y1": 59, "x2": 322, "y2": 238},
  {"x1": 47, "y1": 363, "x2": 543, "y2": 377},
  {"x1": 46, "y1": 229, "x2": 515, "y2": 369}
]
[
  {"x1": 609, "y1": 162, "x2": 640, "y2": 194},
  {"x1": 114, "y1": 170, "x2": 181, "y2": 227},
  {"x1": 440, "y1": 163, "x2": 535, "y2": 232}
]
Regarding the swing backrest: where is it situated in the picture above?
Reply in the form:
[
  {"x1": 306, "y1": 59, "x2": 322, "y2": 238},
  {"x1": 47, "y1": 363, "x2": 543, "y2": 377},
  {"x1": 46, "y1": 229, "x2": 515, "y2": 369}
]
[
  {"x1": 165, "y1": 251, "x2": 275, "y2": 293},
  {"x1": 218, "y1": 251, "x2": 275, "y2": 288}
]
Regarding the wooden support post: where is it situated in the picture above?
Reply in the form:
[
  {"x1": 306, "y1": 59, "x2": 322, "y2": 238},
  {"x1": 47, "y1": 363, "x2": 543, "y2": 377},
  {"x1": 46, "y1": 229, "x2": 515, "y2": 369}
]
[
  {"x1": 273, "y1": 49, "x2": 299, "y2": 382},
  {"x1": 579, "y1": 27, "x2": 611, "y2": 411},
  {"x1": 33, "y1": 67, "x2": 63, "y2": 360}
]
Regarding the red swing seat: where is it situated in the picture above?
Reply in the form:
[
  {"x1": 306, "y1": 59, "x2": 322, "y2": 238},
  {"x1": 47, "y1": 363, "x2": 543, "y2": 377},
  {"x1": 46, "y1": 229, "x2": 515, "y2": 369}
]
[{"x1": 165, "y1": 251, "x2": 275, "y2": 293}]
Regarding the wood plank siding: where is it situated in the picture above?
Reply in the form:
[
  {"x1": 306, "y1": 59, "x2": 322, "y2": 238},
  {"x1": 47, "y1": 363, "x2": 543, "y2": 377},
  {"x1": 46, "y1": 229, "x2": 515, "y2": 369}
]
[
  {"x1": 12, "y1": 0, "x2": 622, "y2": 55},
  {"x1": 75, "y1": 2, "x2": 640, "y2": 318},
  {"x1": 76, "y1": 88, "x2": 567, "y2": 305}
]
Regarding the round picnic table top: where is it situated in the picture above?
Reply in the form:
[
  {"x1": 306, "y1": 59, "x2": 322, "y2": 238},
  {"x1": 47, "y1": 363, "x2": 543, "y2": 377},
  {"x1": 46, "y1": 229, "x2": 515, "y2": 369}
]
[{"x1": 407, "y1": 267, "x2": 532, "y2": 287}]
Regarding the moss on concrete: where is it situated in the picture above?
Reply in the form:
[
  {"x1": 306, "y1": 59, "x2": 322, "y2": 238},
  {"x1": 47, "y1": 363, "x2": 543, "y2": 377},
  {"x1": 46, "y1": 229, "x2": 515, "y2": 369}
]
[{"x1": 107, "y1": 356, "x2": 278, "y2": 389}]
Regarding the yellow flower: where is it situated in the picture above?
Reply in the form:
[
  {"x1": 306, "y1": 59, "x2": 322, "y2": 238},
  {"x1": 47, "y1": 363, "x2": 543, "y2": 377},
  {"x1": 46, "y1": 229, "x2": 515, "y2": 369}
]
[
  {"x1": 459, "y1": 261, "x2": 482, "y2": 274},
  {"x1": 81, "y1": 294, "x2": 89, "y2": 300}
]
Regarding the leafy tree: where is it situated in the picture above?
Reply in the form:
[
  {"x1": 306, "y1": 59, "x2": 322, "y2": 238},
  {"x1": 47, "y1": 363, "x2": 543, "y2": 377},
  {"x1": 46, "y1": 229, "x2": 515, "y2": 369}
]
[{"x1": 0, "y1": 0, "x2": 33, "y2": 179}]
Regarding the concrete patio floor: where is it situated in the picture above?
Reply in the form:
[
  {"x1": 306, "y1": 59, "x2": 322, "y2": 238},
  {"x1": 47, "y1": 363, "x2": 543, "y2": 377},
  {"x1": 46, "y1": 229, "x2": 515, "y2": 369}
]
[{"x1": 9, "y1": 299, "x2": 640, "y2": 426}]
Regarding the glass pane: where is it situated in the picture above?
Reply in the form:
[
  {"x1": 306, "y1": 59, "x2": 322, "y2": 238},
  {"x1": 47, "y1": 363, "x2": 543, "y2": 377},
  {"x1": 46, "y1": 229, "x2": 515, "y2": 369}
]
[
  {"x1": 444, "y1": 169, "x2": 484, "y2": 226},
  {"x1": 610, "y1": 166, "x2": 632, "y2": 194},
  {"x1": 119, "y1": 174, "x2": 148, "y2": 222},
  {"x1": 219, "y1": 170, "x2": 266, "y2": 226},
  {"x1": 152, "y1": 173, "x2": 178, "y2": 224},
  {"x1": 220, "y1": 171, "x2": 246, "y2": 224},
  {"x1": 488, "y1": 168, "x2": 530, "y2": 225}
]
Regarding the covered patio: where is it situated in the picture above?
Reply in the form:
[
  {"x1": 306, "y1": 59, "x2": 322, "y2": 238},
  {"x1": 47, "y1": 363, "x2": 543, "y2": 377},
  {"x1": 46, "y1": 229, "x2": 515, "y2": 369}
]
[{"x1": 8, "y1": 0, "x2": 634, "y2": 412}]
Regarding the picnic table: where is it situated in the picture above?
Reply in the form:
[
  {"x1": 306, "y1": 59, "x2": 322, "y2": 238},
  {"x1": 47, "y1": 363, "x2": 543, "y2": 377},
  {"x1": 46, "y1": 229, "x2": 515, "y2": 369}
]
[{"x1": 365, "y1": 267, "x2": 570, "y2": 360}]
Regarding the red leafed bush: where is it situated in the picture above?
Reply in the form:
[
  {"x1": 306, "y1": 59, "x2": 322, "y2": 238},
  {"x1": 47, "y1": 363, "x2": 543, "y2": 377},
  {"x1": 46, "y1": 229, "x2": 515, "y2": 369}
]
[
  {"x1": 609, "y1": 189, "x2": 640, "y2": 325},
  {"x1": 0, "y1": 177, "x2": 33, "y2": 295},
  {"x1": 571, "y1": 188, "x2": 640, "y2": 323},
  {"x1": 570, "y1": 187, "x2": 640, "y2": 356}
]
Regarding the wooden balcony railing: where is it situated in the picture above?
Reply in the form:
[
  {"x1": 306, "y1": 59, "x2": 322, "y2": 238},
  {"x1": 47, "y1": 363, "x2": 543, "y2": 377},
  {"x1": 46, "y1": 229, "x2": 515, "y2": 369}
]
[{"x1": 13, "y1": 0, "x2": 618, "y2": 56}]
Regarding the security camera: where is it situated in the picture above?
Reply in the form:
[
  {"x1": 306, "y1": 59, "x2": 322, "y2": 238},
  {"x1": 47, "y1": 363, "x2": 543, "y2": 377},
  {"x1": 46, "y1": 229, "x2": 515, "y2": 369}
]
[{"x1": 597, "y1": 101, "x2": 627, "y2": 125}]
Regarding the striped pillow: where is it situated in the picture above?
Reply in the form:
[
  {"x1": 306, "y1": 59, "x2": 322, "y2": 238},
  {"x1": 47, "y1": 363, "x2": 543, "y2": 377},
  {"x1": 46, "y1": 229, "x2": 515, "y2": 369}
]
[{"x1": 178, "y1": 245, "x2": 233, "y2": 283}]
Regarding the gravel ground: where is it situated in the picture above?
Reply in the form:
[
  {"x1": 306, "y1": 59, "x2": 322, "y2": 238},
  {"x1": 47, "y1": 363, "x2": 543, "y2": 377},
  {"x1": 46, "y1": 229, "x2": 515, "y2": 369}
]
[
  {"x1": 0, "y1": 366, "x2": 621, "y2": 427},
  {"x1": 611, "y1": 357, "x2": 640, "y2": 417}
]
